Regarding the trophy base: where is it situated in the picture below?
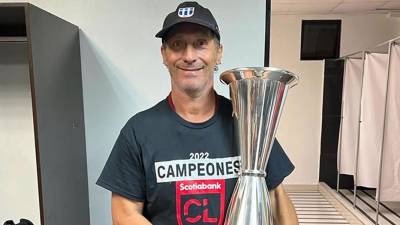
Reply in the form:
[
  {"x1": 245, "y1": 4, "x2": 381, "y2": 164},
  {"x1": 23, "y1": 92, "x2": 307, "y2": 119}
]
[{"x1": 224, "y1": 175, "x2": 273, "y2": 225}]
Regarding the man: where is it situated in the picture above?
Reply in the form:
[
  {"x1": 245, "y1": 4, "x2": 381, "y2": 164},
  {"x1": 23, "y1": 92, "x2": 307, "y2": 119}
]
[{"x1": 97, "y1": 2, "x2": 298, "y2": 225}]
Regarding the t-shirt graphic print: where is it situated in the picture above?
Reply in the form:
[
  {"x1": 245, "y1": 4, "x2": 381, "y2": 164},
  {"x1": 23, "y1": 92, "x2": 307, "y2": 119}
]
[{"x1": 155, "y1": 156, "x2": 240, "y2": 225}]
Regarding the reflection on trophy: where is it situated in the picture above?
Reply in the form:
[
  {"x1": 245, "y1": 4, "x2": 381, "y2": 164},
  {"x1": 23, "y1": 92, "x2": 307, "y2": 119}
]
[{"x1": 220, "y1": 67, "x2": 298, "y2": 225}]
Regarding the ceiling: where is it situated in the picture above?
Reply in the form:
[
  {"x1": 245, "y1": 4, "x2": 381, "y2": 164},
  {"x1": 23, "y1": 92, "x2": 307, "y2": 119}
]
[{"x1": 272, "y1": 0, "x2": 400, "y2": 15}]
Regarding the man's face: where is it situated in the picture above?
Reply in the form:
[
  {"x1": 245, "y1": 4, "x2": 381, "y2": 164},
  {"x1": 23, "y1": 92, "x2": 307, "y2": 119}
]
[{"x1": 161, "y1": 23, "x2": 223, "y2": 96}]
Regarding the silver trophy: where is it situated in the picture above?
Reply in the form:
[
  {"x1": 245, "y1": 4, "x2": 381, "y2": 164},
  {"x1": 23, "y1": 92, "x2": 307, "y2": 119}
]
[{"x1": 220, "y1": 67, "x2": 298, "y2": 225}]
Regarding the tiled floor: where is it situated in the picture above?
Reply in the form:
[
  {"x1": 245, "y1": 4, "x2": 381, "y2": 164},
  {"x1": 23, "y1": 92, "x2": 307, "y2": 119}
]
[{"x1": 285, "y1": 183, "x2": 364, "y2": 225}]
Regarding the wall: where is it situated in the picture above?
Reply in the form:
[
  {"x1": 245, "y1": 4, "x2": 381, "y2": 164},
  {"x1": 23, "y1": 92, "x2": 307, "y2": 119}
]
[
  {"x1": 0, "y1": 1, "x2": 266, "y2": 224},
  {"x1": 270, "y1": 13, "x2": 400, "y2": 185},
  {"x1": 0, "y1": 43, "x2": 41, "y2": 224}
]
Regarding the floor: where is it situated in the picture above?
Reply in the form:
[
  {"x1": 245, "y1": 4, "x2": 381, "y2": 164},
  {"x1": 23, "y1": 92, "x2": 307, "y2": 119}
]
[
  {"x1": 285, "y1": 183, "x2": 400, "y2": 225},
  {"x1": 285, "y1": 183, "x2": 363, "y2": 225},
  {"x1": 338, "y1": 189, "x2": 400, "y2": 225}
]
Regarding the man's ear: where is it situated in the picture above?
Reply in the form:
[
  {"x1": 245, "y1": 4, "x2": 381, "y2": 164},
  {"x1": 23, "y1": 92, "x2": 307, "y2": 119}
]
[
  {"x1": 161, "y1": 45, "x2": 167, "y2": 65},
  {"x1": 216, "y1": 44, "x2": 223, "y2": 65}
]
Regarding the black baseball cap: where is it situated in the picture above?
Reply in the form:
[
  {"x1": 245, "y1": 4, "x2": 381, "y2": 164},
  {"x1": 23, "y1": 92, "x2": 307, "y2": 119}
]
[{"x1": 155, "y1": 1, "x2": 220, "y2": 41}]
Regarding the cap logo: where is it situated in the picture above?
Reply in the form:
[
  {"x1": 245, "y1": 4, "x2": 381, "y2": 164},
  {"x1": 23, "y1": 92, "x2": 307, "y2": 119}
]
[{"x1": 178, "y1": 7, "x2": 195, "y2": 18}]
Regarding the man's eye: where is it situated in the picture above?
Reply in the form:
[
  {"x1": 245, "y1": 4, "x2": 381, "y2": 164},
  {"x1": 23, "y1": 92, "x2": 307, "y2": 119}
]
[
  {"x1": 195, "y1": 40, "x2": 207, "y2": 48},
  {"x1": 170, "y1": 41, "x2": 184, "y2": 49}
]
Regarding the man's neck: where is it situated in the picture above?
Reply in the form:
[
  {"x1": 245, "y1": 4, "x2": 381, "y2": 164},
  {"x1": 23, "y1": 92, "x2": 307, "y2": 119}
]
[{"x1": 170, "y1": 88, "x2": 216, "y2": 123}]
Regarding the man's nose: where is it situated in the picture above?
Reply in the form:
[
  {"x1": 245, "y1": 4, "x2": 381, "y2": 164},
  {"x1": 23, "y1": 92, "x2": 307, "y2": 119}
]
[{"x1": 183, "y1": 45, "x2": 196, "y2": 64}]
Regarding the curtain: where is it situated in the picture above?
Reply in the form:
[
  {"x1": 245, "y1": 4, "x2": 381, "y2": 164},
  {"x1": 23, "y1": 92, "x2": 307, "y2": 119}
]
[
  {"x1": 380, "y1": 44, "x2": 400, "y2": 201},
  {"x1": 357, "y1": 53, "x2": 388, "y2": 188},
  {"x1": 338, "y1": 58, "x2": 363, "y2": 176}
]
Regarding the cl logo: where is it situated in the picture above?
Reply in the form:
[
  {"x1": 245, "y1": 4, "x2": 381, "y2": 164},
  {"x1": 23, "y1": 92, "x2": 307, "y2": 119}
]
[{"x1": 183, "y1": 198, "x2": 217, "y2": 223}]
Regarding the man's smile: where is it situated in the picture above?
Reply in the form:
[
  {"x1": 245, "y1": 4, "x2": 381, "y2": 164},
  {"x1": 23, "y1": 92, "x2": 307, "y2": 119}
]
[{"x1": 177, "y1": 66, "x2": 204, "y2": 72}]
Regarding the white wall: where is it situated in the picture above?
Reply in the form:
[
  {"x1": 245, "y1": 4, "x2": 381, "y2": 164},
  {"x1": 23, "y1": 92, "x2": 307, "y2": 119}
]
[
  {"x1": 0, "y1": 43, "x2": 41, "y2": 225},
  {"x1": 0, "y1": 1, "x2": 266, "y2": 224},
  {"x1": 271, "y1": 13, "x2": 400, "y2": 185}
]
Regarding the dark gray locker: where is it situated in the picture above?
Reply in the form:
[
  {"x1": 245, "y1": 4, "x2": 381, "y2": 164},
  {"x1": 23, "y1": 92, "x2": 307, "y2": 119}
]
[{"x1": 0, "y1": 3, "x2": 90, "y2": 225}]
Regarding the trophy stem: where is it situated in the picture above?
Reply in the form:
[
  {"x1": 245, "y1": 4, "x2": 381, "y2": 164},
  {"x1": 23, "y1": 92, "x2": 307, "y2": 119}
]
[{"x1": 224, "y1": 175, "x2": 273, "y2": 225}]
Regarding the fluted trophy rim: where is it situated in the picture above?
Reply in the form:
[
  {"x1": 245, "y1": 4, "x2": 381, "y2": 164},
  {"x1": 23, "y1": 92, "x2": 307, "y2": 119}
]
[{"x1": 219, "y1": 66, "x2": 299, "y2": 88}]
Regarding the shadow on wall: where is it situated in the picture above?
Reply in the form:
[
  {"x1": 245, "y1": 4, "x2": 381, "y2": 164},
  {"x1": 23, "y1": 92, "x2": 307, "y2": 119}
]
[{"x1": 78, "y1": 29, "x2": 144, "y2": 225}]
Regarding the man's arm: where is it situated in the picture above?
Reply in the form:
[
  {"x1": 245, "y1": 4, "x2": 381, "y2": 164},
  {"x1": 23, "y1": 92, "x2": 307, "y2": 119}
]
[
  {"x1": 111, "y1": 193, "x2": 152, "y2": 225},
  {"x1": 269, "y1": 184, "x2": 298, "y2": 225}
]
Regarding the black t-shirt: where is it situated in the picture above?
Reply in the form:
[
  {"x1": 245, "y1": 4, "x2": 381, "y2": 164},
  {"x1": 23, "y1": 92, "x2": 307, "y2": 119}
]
[{"x1": 97, "y1": 95, "x2": 294, "y2": 225}]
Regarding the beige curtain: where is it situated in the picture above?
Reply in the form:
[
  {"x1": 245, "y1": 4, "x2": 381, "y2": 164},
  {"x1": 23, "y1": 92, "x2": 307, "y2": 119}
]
[
  {"x1": 357, "y1": 53, "x2": 388, "y2": 188},
  {"x1": 380, "y1": 44, "x2": 400, "y2": 201},
  {"x1": 338, "y1": 58, "x2": 363, "y2": 176}
]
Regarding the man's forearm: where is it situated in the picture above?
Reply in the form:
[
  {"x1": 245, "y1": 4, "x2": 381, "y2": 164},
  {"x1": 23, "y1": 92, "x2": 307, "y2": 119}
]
[
  {"x1": 112, "y1": 213, "x2": 152, "y2": 225},
  {"x1": 112, "y1": 193, "x2": 152, "y2": 225},
  {"x1": 269, "y1": 184, "x2": 298, "y2": 225}
]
